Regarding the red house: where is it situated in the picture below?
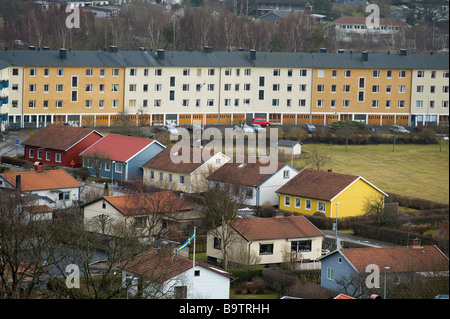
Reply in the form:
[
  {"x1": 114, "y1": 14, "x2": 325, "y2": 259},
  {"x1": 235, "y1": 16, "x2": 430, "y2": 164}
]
[{"x1": 22, "y1": 124, "x2": 103, "y2": 168}]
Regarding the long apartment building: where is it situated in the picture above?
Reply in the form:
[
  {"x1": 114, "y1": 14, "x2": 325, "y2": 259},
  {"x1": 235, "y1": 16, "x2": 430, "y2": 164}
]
[{"x1": 0, "y1": 46, "x2": 448, "y2": 129}]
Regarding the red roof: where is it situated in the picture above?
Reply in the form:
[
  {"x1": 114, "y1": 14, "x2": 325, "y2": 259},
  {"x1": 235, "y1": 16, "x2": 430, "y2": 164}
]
[
  {"x1": 1, "y1": 169, "x2": 81, "y2": 191},
  {"x1": 80, "y1": 133, "x2": 159, "y2": 162},
  {"x1": 231, "y1": 215, "x2": 324, "y2": 241}
]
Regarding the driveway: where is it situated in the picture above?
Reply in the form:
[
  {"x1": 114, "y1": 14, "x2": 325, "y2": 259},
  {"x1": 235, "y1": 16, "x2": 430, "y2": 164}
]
[{"x1": 0, "y1": 128, "x2": 42, "y2": 157}]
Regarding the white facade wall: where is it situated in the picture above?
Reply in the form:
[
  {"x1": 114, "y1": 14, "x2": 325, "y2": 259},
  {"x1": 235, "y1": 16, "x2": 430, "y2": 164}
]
[
  {"x1": 257, "y1": 165, "x2": 298, "y2": 206},
  {"x1": 410, "y1": 68, "x2": 449, "y2": 126},
  {"x1": 1, "y1": 66, "x2": 24, "y2": 125}
]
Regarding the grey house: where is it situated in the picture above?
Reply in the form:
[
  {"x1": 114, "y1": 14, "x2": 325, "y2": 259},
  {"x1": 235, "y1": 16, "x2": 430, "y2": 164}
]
[{"x1": 80, "y1": 133, "x2": 165, "y2": 181}]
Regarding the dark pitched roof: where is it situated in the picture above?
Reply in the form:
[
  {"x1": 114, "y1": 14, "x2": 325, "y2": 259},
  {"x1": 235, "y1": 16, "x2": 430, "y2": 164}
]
[
  {"x1": 278, "y1": 139, "x2": 302, "y2": 147},
  {"x1": 276, "y1": 168, "x2": 361, "y2": 200},
  {"x1": 231, "y1": 215, "x2": 324, "y2": 241},
  {"x1": 0, "y1": 49, "x2": 448, "y2": 70},
  {"x1": 21, "y1": 124, "x2": 102, "y2": 151},
  {"x1": 206, "y1": 157, "x2": 286, "y2": 187},
  {"x1": 141, "y1": 145, "x2": 220, "y2": 174}
]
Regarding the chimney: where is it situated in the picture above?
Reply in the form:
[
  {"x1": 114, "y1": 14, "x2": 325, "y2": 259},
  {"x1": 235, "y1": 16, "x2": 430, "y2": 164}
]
[
  {"x1": 319, "y1": 48, "x2": 327, "y2": 53},
  {"x1": 59, "y1": 48, "x2": 67, "y2": 59},
  {"x1": 34, "y1": 161, "x2": 43, "y2": 172},
  {"x1": 409, "y1": 238, "x2": 422, "y2": 249},
  {"x1": 400, "y1": 49, "x2": 407, "y2": 56},
  {"x1": 157, "y1": 49, "x2": 165, "y2": 60},
  {"x1": 109, "y1": 46, "x2": 118, "y2": 53},
  {"x1": 16, "y1": 175, "x2": 21, "y2": 192},
  {"x1": 250, "y1": 49, "x2": 256, "y2": 61},
  {"x1": 362, "y1": 51, "x2": 368, "y2": 62}
]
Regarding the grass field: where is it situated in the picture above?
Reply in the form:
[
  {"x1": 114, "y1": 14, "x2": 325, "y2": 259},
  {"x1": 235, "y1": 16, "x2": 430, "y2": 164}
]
[{"x1": 294, "y1": 142, "x2": 449, "y2": 204}]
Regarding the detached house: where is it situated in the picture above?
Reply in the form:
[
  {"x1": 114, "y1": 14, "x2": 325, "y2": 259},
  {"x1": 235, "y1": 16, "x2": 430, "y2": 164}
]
[
  {"x1": 206, "y1": 158, "x2": 299, "y2": 206},
  {"x1": 207, "y1": 215, "x2": 325, "y2": 269},
  {"x1": 277, "y1": 169, "x2": 388, "y2": 218},
  {"x1": 0, "y1": 168, "x2": 82, "y2": 213},
  {"x1": 80, "y1": 133, "x2": 165, "y2": 181},
  {"x1": 121, "y1": 248, "x2": 234, "y2": 299},
  {"x1": 320, "y1": 243, "x2": 449, "y2": 297},
  {"x1": 82, "y1": 191, "x2": 200, "y2": 238},
  {"x1": 22, "y1": 124, "x2": 103, "y2": 168},
  {"x1": 142, "y1": 145, "x2": 230, "y2": 193}
]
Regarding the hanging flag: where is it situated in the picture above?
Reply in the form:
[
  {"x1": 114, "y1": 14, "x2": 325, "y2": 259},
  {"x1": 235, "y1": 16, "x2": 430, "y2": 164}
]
[{"x1": 172, "y1": 230, "x2": 195, "y2": 261}]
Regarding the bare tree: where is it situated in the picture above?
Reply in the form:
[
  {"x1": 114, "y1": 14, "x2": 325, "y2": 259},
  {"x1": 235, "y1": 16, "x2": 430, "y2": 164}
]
[
  {"x1": 83, "y1": 150, "x2": 111, "y2": 178},
  {"x1": 306, "y1": 148, "x2": 331, "y2": 171}
]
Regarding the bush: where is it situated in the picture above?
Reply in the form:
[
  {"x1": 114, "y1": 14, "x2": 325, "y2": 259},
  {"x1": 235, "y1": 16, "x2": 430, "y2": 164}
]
[
  {"x1": 0, "y1": 156, "x2": 34, "y2": 169},
  {"x1": 230, "y1": 266, "x2": 264, "y2": 284},
  {"x1": 262, "y1": 269, "x2": 295, "y2": 298},
  {"x1": 287, "y1": 280, "x2": 336, "y2": 299}
]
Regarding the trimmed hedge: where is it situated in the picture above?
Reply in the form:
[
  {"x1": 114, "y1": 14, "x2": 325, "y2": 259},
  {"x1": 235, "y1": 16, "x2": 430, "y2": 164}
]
[{"x1": 0, "y1": 156, "x2": 34, "y2": 169}]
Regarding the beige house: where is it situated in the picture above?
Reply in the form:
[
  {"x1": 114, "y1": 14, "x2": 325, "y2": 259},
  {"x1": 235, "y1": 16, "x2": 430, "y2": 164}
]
[
  {"x1": 142, "y1": 146, "x2": 230, "y2": 193},
  {"x1": 207, "y1": 215, "x2": 325, "y2": 269},
  {"x1": 82, "y1": 191, "x2": 203, "y2": 238}
]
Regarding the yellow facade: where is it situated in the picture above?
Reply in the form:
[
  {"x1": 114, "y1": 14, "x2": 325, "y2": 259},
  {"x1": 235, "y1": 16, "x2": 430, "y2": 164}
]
[
  {"x1": 23, "y1": 66, "x2": 125, "y2": 118},
  {"x1": 312, "y1": 68, "x2": 412, "y2": 125},
  {"x1": 279, "y1": 178, "x2": 385, "y2": 218}
]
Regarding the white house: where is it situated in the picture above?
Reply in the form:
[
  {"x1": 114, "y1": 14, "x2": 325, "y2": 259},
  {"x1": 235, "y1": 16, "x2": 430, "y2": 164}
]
[
  {"x1": 121, "y1": 248, "x2": 234, "y2": 299},
  {"x1": 207, "y1": 215, "x2": 325, "y2": 269},
  {"x1": 206, "y1": 157, "x2": 299, "y2": 206}
]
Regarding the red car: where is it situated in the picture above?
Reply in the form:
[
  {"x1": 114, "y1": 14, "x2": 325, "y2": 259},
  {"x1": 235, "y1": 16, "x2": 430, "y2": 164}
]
[{"x1": 252, "y1": 118, "x2": 271, "y2": 126}]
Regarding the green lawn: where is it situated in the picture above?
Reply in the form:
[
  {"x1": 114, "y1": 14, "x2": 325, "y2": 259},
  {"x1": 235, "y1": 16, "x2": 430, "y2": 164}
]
[{"x1": 294, "y1": 142, "x2": 449, "y2": 204}]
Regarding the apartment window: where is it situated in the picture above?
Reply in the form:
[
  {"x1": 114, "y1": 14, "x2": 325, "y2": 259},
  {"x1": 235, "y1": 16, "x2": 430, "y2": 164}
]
[
  {"x1": 155, "y1": 69, "x2": 162, "y2": 76},
  {"x1": 56, "y1": 84, "x2": 64, "y2": 92},
  {"x1": 272, "y1": 99, "x2": 279, "y2": 106},
  {"x1": 129, "y1": 99, "x2": 136, "y2": 107},
  {"x1": 56, "y1": 100, "x2": 63, "y2": 108},
  {"x1": 29, "y1": 84, "x2": 36, "y2": 92},
  {"x1": 155, "y1": 84, "x2": 162, "y2": 92},
  {"x1": 85, "y1": 84, "x2": 93, "y2": 92},
  {"x1": 183, "y1": 69, "x2": 190, "y2": 76},
  {"x1": 99, "y1": 100, "x2": 104, "y2": 108},
  {"x1": 112, "y1": 84, "x2": 119, "y2": 92},
  {"x1": 317, "y1": 201, "x2": 326, "y2": 212},
  {"x1": 373, "y1": 70, "x2": 380, "y2": 78},
  {"x1": 299, "y1": 84, "x2": 307, "y2": 92},
  {"x1": 182, "y1": 99, "x2": 189, "y2": 107},
  {"x1": 417, "y1": 85, "x2": 424, "y2": 93},
  {"x1": 208, "y1": 69, "x2": 215, "y2": 76},
  {"x1": 358, "y1": 77, "x2": 365, "y2": 89},
  {"x1": 29, "y1": 68, "x2": 36, "y2": 76},
  {"x1": 259, "y1": 243, "x2": 273, "y2": 255},
  {"x1": 399, "y1": 70, "x2": 406, "y2": 78},
  {"x1": 258, "y1": 90, "x2": 264, "y2": 100},
  {"x1": 43, "y1": 100, "x2": 49, "y2": 109},
  {"x1": 12, "y1": 68, "x2": 19, "y2": 76},
  {"x1": 244, "y1": 84, "x2": 251, "y2": 91},
  {"x1": 112, "y1": 69, "x2": 119, "y2": 76},
  {"x1": 144, "y1": 69, "x2": 149, "y2": 76},
  {"x1": 244, "y1": 99, "x2": 250, "y2": 106},
  {"x1": 208, "y1": 84, "x2": 215, "y2": 91},
  {"x1": 154, "y1": 99, "x2": 161, "y2": 107},
  {"x1": 299, "y1": 99, "x2": 306, "y2": 107},
  {"x1": 398, "y1": 100, "x2": 405, "y2": 108},
  {"x1": 385, "y1": 100, "x2": 391, "y2": 108},
  {"x1": 444, "y1": 71, "x2": 449, "y2": 78},
  {"x1": 343, "y1": 85, "x2": 351, "y2": 93},
  {"x1": 235, "y1": 69, "x2": 240, "y2": 77},
  {"x1": 386, "y1": 85, "x2": 391, "y2": 94},
  {"x1": 273, "y1": 84, "x2": 280, "y2": 91},
  {"x1": 371, "y1": 100, "x2": 379, "y2": 108},
  {"x1": 143, "y1": 84, "x2": 148, "y2": 92},
  {"x1": 431, "y1": 71, "x2": 436, "y2": 79},
  {"x1": 358, "y1": 91, "x2": 365, "y2": 102},
  {"x1": 100, "y1": 69, "x2": 105, "y2": 77},
  {"x1": 72, "y1": 76, "x2": 78, "y2": 88},
  {"x1": 86, "y1": 68, "x2": 93, "y2": 76},
  {"x1": 111, "y1": 100, "x2": 119, "y2": 108},
  {"x1": 29, "y1": 100, "x2": 36, "y2": 108},
  {"x1": 129, "y1": 68, "x2": 137, "y2": 76},
  {"x1": 387, "y1": 70, "x2": 392, "y2": 79},
  {"x1": 182, "y1": 84, "x2": 189, "y2": 92},
  {"x1": 71, "y1": 91, "x2": 78, "y2": 102},
  {"x1": 317, "y1": 70, "x2": 325, "y2": 78},
  {"x1": 344, "y1": 70, "x2": 351, "y2": 77},
  {"x1": 430, "y1": 86, "x2": 435, "y2": 94},
  {"x1": 42, "y1": 85, "x2": 48, "y2": 94},
  {"x1": 442, "y1": 101, "x2": 449, "y2": 108},
  {"x1": 372, "y1": 85, "x2": 380, "y2": 93},
  {"x1": 316, "y1": 100, "x2": 324, "y2": 107},
  {"x1": 331, "y1": 85, "x2": 336, "y2": 93},
  {"x1": 273, "y1": 69, "x2": 280, "y2": 76},
  {"x1": 398, "y1": 85, "x2": 406, "y2": 93},
  {"x1": 245, "y1": 68, "x2": 251, "y2": 76},
  {"x1": 417, "y1": 70, "x2": 424, "y2": 78},
  {"x1": 169, "y1": 90, "x2": 175, "y2": 101},
  {"x1": 57, "y1": 69, "x2": 64, "y2": 76},
  {"x1": 286, "y1": 99, "x2": 291, "y2": 107},
  {"x1": 331, "y1": 100, "x2": 336, "y2": 108},
  {"x1": 300, "y1": 69, "x2": 307, "y2": 77},
  {"x1": 343, "y1": 100, "x2": 350, "y2": 108},
  {"x1": 332, "y1": 70, "x2": 337, "y2": 78},
  {"x1": 259, "y1": 76, "x2": 265, "y2": 86},
  {"x1": 416, "y1": 100, "x2": 423, "y2": 108},
  {"x1": 234, "y1": 99, "x2": 239, "y2": 107},
  {"x1": 170, "y1": 76, "x2": 176, "y2": 87},
  {"x1": 196, "y1": 99, "x2": 201, "y2": 107},
  {"x1": 207, "y1": 99, "x2": 214, "y2": 107},
  {"x1": 429, "y1": 100, "x2": 435, "y2": 108},
  {"x1": 12, "y1": 84, "x2": 18, "y2": 91},
  {"x1": 317, "y1": 84, "x2": 324, "y2": 92},
  {"x1": 443, "y1": 86, "x2": 449, "y2": 93}
]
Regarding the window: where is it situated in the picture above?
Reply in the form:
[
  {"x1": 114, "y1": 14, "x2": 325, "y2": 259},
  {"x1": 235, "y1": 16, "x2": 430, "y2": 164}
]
[
  {"x1": 258, "y1": 90, "x2": 264, "y2": 100},
  {"x1": 259, "y1": 77, "x2": 265, "y2": 87},
  {"x1": 358, "y1": 77, "x2": 365, "y2": 89},
  {"x1": 416, "y1": 100, "x2": 423, "y2": 108},
  {"x1": 58, "y1": 191, "x2": 70, "y2": 201},
  {"x1": 292, "y1": 240, "x2": 312, "y2": 252},
  {"x1": 208, "y1": 84, "x2": 215, "y2": 91},
  {"x1": 194, "y1": 270, "x2": 200, "y2": 277},
  {"x1": 344, "y1": 70, "x2": 351, "y2": 77},
  {"x1": 71, "y1": 91, "x2": 78, "y2": 102},
  {"x1": 29, "y1": 149, "x2": 34, "y2": 158},
  {"x1": 385, "y1": 100, "x2": 391, "y2": 108},
  {"x1": 358, "y1": 91, "x2": 365, "y2": 102},
  {"x1": 57, "y1": 69, "x2": 64, "y2": 76},
  {"x1": 179, "y1": 175, "x2": 185, "y2": 185},
  {"x1": 29, "y1": 68, "x2": 36, "y2": 76},
  {"x1": 85, "y1": 100, "x2": 92, "y2": 108},
  {"x1": 43, "y1": 100, "x2": 48, "y2": 109},
  {"x1": 327, "y1": 267, "x2": 334, "y2": 280},
  {"x1": 56, "y1": 84, "x2": 64, "y2": 92},
  {"x1": 183, "y1": 69, "x2": 190, "y2": 76},
  {"x1": 99, "y1": 100, "x2": 104, "y2": 108},
  {"x1": 343, "y1": 85, "x2": 351, "y2": 93},
  {"x1": 112, "y1": 84, "x2": 119, "y2": 92},
  {"x1": 213, "y1": 237, "x2": 221, "y2": 250},
  {"x1": 154, "y1": 99, "x2": 161, "y2": 107},
  {"x1": 29, "y1": 100, "x2": 36, "y2": 108},
  {"x1": 300, "y1": 69, "x2": 307, "y2": 77},
  {"x1": 399, "y1": 70, "x2": 406, "y2": 78},
  {"x1": 115, "y1": 164, "x2": 122, "y2": 174},
  {"x1": 273, "y1": 84, "x2": 280, "y2": 91},
  {"x1": 343, "y1": 100, "x2": 350, "y2": 108},
  {"x1": 317, "y1": 70, "x2": 325, "y2": 78},
  {"x1": 245, "y1": 68, "x2": 251, "y2": 76},
  {"x1": 285, "y1": 196, "x2": 291, "y2": 206},
  {"x1": 86, "y1": 68, "x2": 93, "y2": 76},
  {"x1": 273, "y1": 69, "x2": 280, "y2": 76},
  {"x1": 72, "y1": 76, "x2": 78, "y2": 88},
  {"x1": 398, "y1": 85, "x2": 406, "y2": 93},
  {"x1": 182, "y1": 99, "x2": 189, "y2": 107},
  {"x1": 331, "y1": 85, "x2": 336, "y2": 93},
  {"x1": 129, "y1": 84, "x2": 136, "y2": 92},
  {"x1": 100, "y1": 69, "x2": 105, "y2": 77},
  {"x1": 272, "y1": 99, "x2": 279, "y2": 106},
  {"x1": 417, "y1": 70, "x2": 424, "y2": 78},
  {"x1": 398, "y1": 100, "x2": 405, "y2": 108},
  {"x1": 56, "y1": 100, "x2": 63, "y2": 108},
  {"x1": 55, "y1": 153, "x2": 61, "y2": 162},
  {"x1": 208, "y1": 69, "x2": 215, "y2": 76},
  {"x1": 305, "y1": 199, "x2": 311, "y2": 210},
  {"x1": 316, "y1": 100, "x2": 324, "y2": 107},
  {"x1": 373, "y1": 70, "x2": 380, "y2": 78},
  {"x1": 372, "y1": 100, "x2": 379, "y2": 108},
  {"x1": 417, "y1": 85, "x2": 424, "y2": 93},
  {"x1": 112, "y1": 69, "x2": 119, "y2": 77},
  {"x1": 85, "y1": 84, "x2": 93, "y2": 92},
  {"x1": 318, "y1": 201, "x2": 326, "y2": 212},
  {"x1": 29, "y1": 84, "x2": 36, "y2": 92},
  {"x1": 444, "y1": 71, "x2": 449, "y2": 78},
  {"x1": 299, "y1": 84, "x2": 307, "y2": 92},
  {"x1": 387, "y1": 70, "x2": 392, "y2": 79},
  {"x1": 295, "y1": 197, "x2": 301, "y2": 208},
  {"x1": 332, "y1": 70, "x2": 337, "y2": 78},
  {"x1": 283, "y1": 170, "x2": 290, "y2": 179},
  {"x1": 170, "y1": 76, "x2": 176, "y2": 87},
  {"x1": 372, "y1": 85, "x2": 379, "y2": 93},
  {"x1": 12, "y1": 68, "x2": 19, "y2": 76},
  {"x1": 182, "y1": 84, "x2": 189, "y2": 92},
  {"x1": 299, "y1": 99, "x2": 306, "y2": 107},
  {"x1": 386, "y1": 85, "x2": 391, "y2": 94},
  {"x1": 317, "y1": 84, "x2": 324, "y2": 92},
  {"x1": 155, "y1": 69, "x2": 162, "y2": 76},
  {"x1": 111, "y1": 100, "x2": 119, "y2": 108},
  {"x1": 46, "y1": 152, "x2": 51, "y2": 161},
  {"x1": 259, "y1": 243, "x2": 273, "y2": 255}
]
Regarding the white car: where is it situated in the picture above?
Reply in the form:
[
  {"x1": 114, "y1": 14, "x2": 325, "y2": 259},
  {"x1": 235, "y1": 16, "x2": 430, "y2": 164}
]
[
  {"x1": 250, "y1": 124, "x2": 265, "y2": 132},
  {"x1": 234, "y1": 124, "x2": 254, "y2": 134},
  {"x1": 165, "y1": 125, "x2": 179, "y2": 135}
]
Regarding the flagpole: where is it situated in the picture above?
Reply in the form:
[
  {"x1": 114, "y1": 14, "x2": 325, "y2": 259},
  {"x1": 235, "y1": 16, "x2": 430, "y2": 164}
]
[{"x1": 192, "y1": 226, "x2": 196, "y2": 298}]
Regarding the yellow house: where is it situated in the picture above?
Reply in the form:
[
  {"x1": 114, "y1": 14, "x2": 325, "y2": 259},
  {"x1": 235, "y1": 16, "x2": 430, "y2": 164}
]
[{"x1": 276, "y1": 168, "x2": 388, "y2": 218}]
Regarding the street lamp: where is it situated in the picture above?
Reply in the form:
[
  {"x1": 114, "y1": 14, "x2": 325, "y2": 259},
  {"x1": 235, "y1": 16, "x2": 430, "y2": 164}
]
[
  {"x1": 384, "y1": 266, "x2": 390, "y2": 299},
  {"x1": 111, "y1": 160, "x2": 115, "y2": 189},
  {"x1": 335, "y1": 202, "x2": 340, "y2": 250}
]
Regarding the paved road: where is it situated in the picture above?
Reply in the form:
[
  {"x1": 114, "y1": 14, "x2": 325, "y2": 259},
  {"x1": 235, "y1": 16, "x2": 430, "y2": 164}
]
[
  {"x1": 0, "y1": 128, "x2": 41, "y2": 157},
  {"x1": 322, "y1": 230, "x2": 395, "y2": 248}
]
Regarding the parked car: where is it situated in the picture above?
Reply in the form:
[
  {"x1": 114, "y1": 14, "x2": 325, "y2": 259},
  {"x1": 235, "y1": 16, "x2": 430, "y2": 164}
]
[
  {"x1": 250, "y1": 123, "x2": 265, "y2": 133},
  {"x1": 252, "y1": 118, "x2": 271, "y2": 126},
  {"x1": 235, "y1": 124, "x2": 254, "y2": 134},
  {"x1": 390, "y1": 125, "x2": 409, "y2": 134},
  {"x1": 302, "y1": 123, "x2": 316, "y2": 133},
  {"x1": 163, "y1": 125, "x2": 179, "y2": 135}
]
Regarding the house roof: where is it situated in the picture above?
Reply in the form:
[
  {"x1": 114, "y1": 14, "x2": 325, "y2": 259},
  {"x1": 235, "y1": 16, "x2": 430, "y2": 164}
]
[
  {"x1": 0, "y1": 169, "x2": 82, "y2": 191},
  {"x1": 334, "y1": 293, "x2": 356, "y2": 299},
  {"x1": 337, "y1": 245, "x2": 449, "y2": 273},
  {"x1": 79, "y1": 133, "x2": 160, "y2": 162},
  {"x1": 276, "y1": 168, "x2": 386, "y2": 200},
  {"x1": 21, "y1": 124, "x2": 102, "y2": 151},
  {"x1": 141, "y1": 145, "x2": 224, "y2": 174},
  {"x1": 231, "y1": 215, "x2": 324, "y2": 241},
  {"x1": 206, "y1": 157, "x2": 287, "y2": 187},
  {"x1": 120, "y1": 248, "x2": 233, "y2": 283},
  {"x1": 278, "y1": 139, "x2": 302, "y2": 147},
  {"x1": 100, "y1": 191, "x2": 192, "y2": 216},
  {"x1": 334, "y1": 16, "x2": 408, "y2": 27}
]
